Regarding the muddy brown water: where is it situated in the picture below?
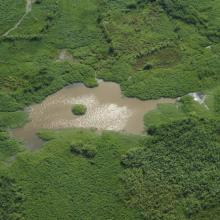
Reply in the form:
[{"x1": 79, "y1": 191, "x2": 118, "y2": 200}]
[{"x1": 12, "y1": 81, "x2": 175, "y2": 149}]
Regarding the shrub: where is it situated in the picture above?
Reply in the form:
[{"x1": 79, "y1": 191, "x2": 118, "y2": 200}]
[
  {"x1": 82, "y1": 146, "x2": 97, "y2": 158},
  {"x1": 143, "y1": 63, "x2": 153, "y2": 70},
  {"x1": 70, "y1": 141, "x2": 97, "y2": 158},
  {"x1": 72, "y1": 104, "x2": 87, "y2": 116},
  {"x1": 84, "y1": 78, "x2": 98, "y2": 88}
]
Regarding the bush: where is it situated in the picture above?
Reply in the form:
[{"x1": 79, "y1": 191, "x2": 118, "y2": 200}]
[
  {"x1": 70, "y1": 142, "x2": 97, "y2": 158},
  {"x1": 72, "y1": 104, "x2": 87, "y2": 116},
  {"x1": 84, "y1": 78, "x2": 98, "y2": 88},
  {"x1": 143, "y1": 63, "x2": 153, "y2": 70}
]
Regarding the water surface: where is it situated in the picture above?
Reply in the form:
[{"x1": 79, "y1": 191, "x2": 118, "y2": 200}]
[{"x1": 12, "y1": 81, "x2": 175, "y2": 149}]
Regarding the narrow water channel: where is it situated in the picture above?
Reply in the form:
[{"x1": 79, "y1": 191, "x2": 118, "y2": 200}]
[{"x1": 12, "y1": 81, "x2": 175, "y2": 149}]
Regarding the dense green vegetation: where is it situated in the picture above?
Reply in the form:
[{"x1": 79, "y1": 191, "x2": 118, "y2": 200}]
[
  {"x1": 0, "y1": 0, "x2": 220, "y2": 219},
  {"x1": 72, "y1": 104, "x2": 87, "y2": 116},
  {"x1": 0, "y1": 176, "x2": 25, "y2": 220},
  {"x1": 97, "y1": 0, "x2": 220, "y2": 99},
  {"x1": 1, "y1": 117, "x2": 220, "y2": 219},
  {"x1": 1, "y1": 0, "x2": 220, "y2": 106},
  {"x1": 144, "y1": 95, "x2": 213, "y2": 128},
  {"x1": 0, "y1": 0, "x2": 25, "y2": 35},
  {"x1": 70, "y1": 141, "x2": 97, "y2": 158},
  {"x1": 121, "y1": 118, "x2": 220, "y2": 219},
  {"x1": 214, "y1": 88, "x2": 220, "y2": 113},
  {"x1": 6, "y1": 129, "x2": 142, "y2": 219}
]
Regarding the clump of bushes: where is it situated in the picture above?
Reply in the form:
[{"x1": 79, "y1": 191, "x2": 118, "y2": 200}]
[
  {"x1": 70, "y1": 141, "x2": 97, "y2": 158},
  {"x1": 72, "y1": 104, "x2": 87, "y2": 116},
  {"x1": 84, "y1": 78, "x2": 98, "y2": 88}
]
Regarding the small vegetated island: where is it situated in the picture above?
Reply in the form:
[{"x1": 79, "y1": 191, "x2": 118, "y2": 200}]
[
  {"x1": 0, "y1": 0, "x2": 220, "y2": 220},
  {"x1": 72, "y1": 104, "x2": 87, "y2": 116}
]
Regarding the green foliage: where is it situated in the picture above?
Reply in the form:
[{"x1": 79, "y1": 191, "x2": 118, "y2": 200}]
[
  {"x1": 121, "y1": 118, "x2": 220, "y2": 219},
  {"x1": 1, "y1": 120, "x2": 220, "y2": 219},
  {"x1": 72, "y1": 104, "x2": 87, "y2": 116},
  {"x1": 158, "y1": 0, "x2": 220, "y2": 42},
  {"x1": 70, "y1": 141, "x2": 97, "y2": 158},
  {"x1": 121, "y1": 69, "x2": 200, "y2": 99},
  {"x1": 214, "y1": 88, "x2": 220, "y2": 113},
  {"x1": 0, "y1": 112, "x2": 27, "y2": 129},
  {"x1": 0, "y1": 0, "x2": 101, "y2": 111},
  {"x1": 6, "y1": 130, "x2": 141, "y2": 219},
  {"x1": 144, "y1": 95, "x2": 213, "y2": 130},
  {"x1": 97, "y1": 0, "x2": 220, "y2": 99},
  {"x1": 0, "y1": 176, "x2": 24, "y2": 220},
  {"x1": 37, "y1": 130, "x2": 56, "y2": 142},
  {"x1": 1, "y1": 0, "x2": 220, "y2": 109},
  {"x1": 157, "y1": 0, "x2": 205, "y2": 25},
  {"x1": 0, "y1": 93, "x2": 23, "y2": 112},
  {"x1": 0, "y1": 0, "x2": 220, "y2": 219},
  {"x1": 0, "y1": 132, "x2": 23, "y2": 164},
  {"x1": 84, "y1": 78, "x2": 98, "y2": 88},
  {"x1": 7, "y1": 0, "x2": 58, "y2": 36},
  {"x1": 0, "y1": 0, "x2": 25, "y2": 35},
  {"x1": 144, "y1": 103, "x2": 186, "y2": 128}
]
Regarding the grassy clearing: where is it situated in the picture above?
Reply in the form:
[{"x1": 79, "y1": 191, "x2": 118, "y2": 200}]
[{"x1": 144, "y1": 94, "x2": 216, "y2": 129}]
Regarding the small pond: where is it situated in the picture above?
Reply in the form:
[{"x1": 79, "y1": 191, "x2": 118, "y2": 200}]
[{"x1": 12, "y1": 81, "x2": 175, "y2": 149}]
